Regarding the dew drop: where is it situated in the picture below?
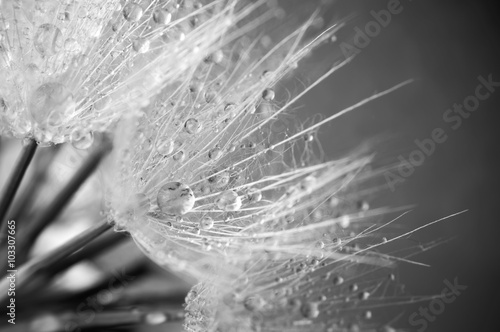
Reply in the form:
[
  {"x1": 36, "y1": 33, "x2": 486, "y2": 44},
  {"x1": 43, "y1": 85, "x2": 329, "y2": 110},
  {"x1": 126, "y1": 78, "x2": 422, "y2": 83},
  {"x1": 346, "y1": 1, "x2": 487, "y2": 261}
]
[
  {"x1": 184, "y1": 118, "x2": 202, "y2": 134},
  {"x1": 208, "y1": 147, "x2": 223, "y2": 160},
  {"x1": 200, "y1": 216, "x2": 214, "y2": 230},
  {"x1": 123, "y1": 3, "x2": 144, "y2": 22},
  {"x1": 71, "y1": 129, "x2": 94, "y2": 149},
  {"x1": 64, "y1": 38, "x2": 81, "y2": 55},
  {"x1": 243, "y1": 295, "x2": 265, "y2": 312},
  {"x1": 133, "y1": 38, "x2": 150, "y2": 53},
  {"x1": 300, "y1": 302, "x2": 320, "y2": 319},
  {"x1": 333, "y1": 276, "x2": 344, "y2": 285},
  {"x1": 216, "y1": 190, "x2": 241, "y2": 211},
  {"x1": 262, "y1": 88, "x2": 275, "y2": 101},
  {"x1": 208, "y1": 171, "x2": 230, "y2": 188},
  {"x1": 156, "y1": 137, "x2": 174, "y2": 155},
  {"x1": 153, "y1": 9, "x2": 172, "y2": 25},
  {"x1": 358, "y1": 291, "x2": 370, "y2": 300},
  {"x1": 172, "y1": 150, "x2": 185, "y2": 162},
  {"x1": 157, "y1": 182, "x2": 195, "y2": 215},
  {"x1": 205, "y1": 50, "x2": 224, "y2": 64},
  {"x1": 246, "y1": 188, "x2": 262, "y2": 203},
  {"x1": 34, "y1": 24, "x2": 63, "y2": 57}
]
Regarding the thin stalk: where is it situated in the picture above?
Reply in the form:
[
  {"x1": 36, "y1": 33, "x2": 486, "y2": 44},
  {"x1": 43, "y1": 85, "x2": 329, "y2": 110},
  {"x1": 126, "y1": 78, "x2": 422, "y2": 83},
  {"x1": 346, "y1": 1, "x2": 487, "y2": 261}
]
[
  {"x1": 0, "y1": 219, "x2": 113, "y2": 304},
  {"x1": 0, "y1": 138, "x2": 37, "y2": 241},
  {"x1": 24, "y1": 307, "x2": 183, "y2": 331},
  {"x1": 18, "y1": 138, "x2": 112, "y2": 262}
]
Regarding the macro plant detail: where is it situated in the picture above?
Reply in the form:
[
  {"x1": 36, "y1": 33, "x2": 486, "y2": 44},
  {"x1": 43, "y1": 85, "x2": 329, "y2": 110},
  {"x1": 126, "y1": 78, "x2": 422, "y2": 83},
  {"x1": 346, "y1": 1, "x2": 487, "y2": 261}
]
[{"x1": 0, "y1": 0, "x2": 452, "y2": 331}]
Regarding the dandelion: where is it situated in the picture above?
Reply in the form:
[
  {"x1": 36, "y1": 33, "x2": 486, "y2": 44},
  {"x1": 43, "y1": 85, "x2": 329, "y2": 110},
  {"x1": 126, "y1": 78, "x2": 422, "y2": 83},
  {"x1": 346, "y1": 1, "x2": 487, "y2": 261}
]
[{"x1": 0, "y1": 1, "x2": 456, "y2": 331}]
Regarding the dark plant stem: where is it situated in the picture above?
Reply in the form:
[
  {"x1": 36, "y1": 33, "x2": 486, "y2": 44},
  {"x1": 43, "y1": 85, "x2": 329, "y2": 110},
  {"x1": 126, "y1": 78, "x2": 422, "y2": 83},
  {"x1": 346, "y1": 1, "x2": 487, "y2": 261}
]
[
  {"x1": 0, "y1": 138, "x2": 37, "y2": 243},
  {"x1": 2, "y1": 306, "x2": 183, "y2": 331},
  {"x1": 18, "y1": 138, "x2": 112, "y2": 262},
  {"x1": 0, "y1": 219, "x2": 113, "y2": 304}
]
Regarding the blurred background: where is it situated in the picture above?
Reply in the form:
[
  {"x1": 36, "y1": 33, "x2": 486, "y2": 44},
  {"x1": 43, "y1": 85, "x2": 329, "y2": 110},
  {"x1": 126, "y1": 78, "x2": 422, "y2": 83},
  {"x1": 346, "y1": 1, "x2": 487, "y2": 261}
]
[
  {"x1": 302, "y1": 0, "x2": 500, "y2": 331},
  {"x1": 1, "y1": 0, "x2": 499, "y2": 331}
]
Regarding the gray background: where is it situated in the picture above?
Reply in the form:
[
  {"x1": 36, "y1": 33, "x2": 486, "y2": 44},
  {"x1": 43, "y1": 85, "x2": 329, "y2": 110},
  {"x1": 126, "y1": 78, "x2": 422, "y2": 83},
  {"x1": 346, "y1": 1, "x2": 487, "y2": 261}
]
[{"x1": 299, "y1": 0, "x2": 499, "y2": 331}]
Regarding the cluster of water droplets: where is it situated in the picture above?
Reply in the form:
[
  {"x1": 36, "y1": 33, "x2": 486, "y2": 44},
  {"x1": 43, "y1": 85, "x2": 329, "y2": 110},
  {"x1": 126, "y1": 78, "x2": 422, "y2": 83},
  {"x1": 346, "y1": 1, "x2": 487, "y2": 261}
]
[{"x1": 0, "y1": 0, "x2": 239, "y2": 146}]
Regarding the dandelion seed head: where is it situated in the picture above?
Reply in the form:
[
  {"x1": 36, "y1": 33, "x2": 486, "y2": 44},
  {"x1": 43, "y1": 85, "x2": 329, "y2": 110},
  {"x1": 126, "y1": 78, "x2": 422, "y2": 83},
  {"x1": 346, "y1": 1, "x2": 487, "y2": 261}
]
[{"x1": 0, "y1": 0, "x2": 239, "y2": 143}]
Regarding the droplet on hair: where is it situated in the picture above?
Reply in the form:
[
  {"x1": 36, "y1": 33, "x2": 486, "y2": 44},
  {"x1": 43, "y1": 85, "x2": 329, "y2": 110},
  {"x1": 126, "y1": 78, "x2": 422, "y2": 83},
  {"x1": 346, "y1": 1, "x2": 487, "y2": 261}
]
[
  {"x1": 216, "y1": 190, "x2": 241, "y2": 211},
  {"x1": 208, "y1": 147, "x2": 223, "y2": 160},
  {"x1": 246, "y1": 188, "x2": 262, "y2": 203},
  {"x1": 71, "y1": 130, "x2": 94, "y2": 149},
  {"x1": 200, "y1": 216, "x2": 214, "y2": 230},
  {"x1": 34, "y1": 24, "x2": 63, "y2": 57},
  {"x1": 133, "y1": 38, "x2": 150, "y2": 53},
  {"x1": 172, "y1": 150, "x2": 185, "y2": 162},
  {"x1": 123, "y1": 3, "x2": 143, "y2": 22},
  {"x1": 262, "y1": 88, "x2": 275, "y2": 101},
  {"x1": 153, "y1": 9, "x2": 172, "y2": 25},
  {"x1": 184, "y1": 118, "x2": 202, "y2": 134},
  {"x1": 205, "y1": 50, "x2": 224, "y2": 64},
  {"x1": 300, "y1": 302, "x2": 320, "y2": 319},
  {"x1": 243, "y1": 295, "x2": 266, "y2": 312},
  {"x1": 157, "y1": 182, "x2": 195, "y2": 215},
  {"x1": 156, "y1": 137, "x2": 174, "y2": 155}
]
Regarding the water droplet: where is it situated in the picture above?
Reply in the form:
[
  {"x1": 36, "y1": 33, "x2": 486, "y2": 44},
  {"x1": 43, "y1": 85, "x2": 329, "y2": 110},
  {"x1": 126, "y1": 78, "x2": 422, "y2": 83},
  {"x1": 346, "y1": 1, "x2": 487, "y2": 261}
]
[
  {"x1": 246, "y1": 188, "x2": 262, "y2": 203},
  {"x1": 300, "y1": 302, "x2": 320, "y2": 319},
  {"x1": 157, "y1": 182, "x2": 195, "y2": 215},
  {"x1": 243, "y1": 295, "x2": 265, "y2": 312},
  {"x1": 208, "y1": 147, "x2": 223, "y2": 160},
  {"x1": 64, "y1": 38, "x2": 81, "y2": 55},
  {"x1": 156, "y1": 137, "x2": 174, "y2": 155},
  {"x1": 262, "y1": 88, "x2": 275, "y2": 101},
  {"x1": 358, "y1": 291, "x2": 370, "y2": 300},
  {"x1": 184, "y1": 118, "x2": 202, "y2": 134},
  {"x1": 208, "y1": 171, "x2": 230, "y2": 188},
  {"x1": 133, "y1": 38, "x2": 150, "y2": 53},
  {"x1": 205, "y1": 50, "x2": 224, "y2": 64},
  {"x1": 29, "y1": 82, "x2": 75, "y2": 127},
  {"x1": 123, "y1": 3, "x2": 144, "y2": 22},
  {"x1": 333, "y1": 276, "x2": 344, "y2": 285},
  {"x1": 34, "y1": 24, "x2": 63, "y2": 57},
  {"x1": 145, "y1": 312, "x2": 166, "y2": 325},
  {"x1": 339, "y1": 215, "x2": 350, "y2": 228},
  {"x1": 300, "y1": 175, "x2": 316, "y2": 193},
  {"x1": 200, "y1": 216, "x2": 214, "y2": 230},
  {"x1": 172, "y1": 150, "x2": 185, "y2": 162},
  {"x1": 216, "y1": 190, "x2": 241, "y2": 211},
  {"x1": 153, "y1": 9, "x2": 172, "y2": 25},
  {"x1": 304, "y1": 133, "x2": 314, "y2": 142},
  {"x1": 71, "y1": 130, "x2": 94, "y2": 149}
]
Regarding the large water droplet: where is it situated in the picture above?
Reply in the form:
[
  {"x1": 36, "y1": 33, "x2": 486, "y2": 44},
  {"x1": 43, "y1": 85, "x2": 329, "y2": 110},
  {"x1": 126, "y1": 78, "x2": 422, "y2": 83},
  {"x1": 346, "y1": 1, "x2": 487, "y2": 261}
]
[
  {"x1": 123, "y1": 3, "x2": 144, "y2": 22},
  {"x1": 34, "y1": 24, "x2": 63, "y2": 57},
  {"x1": 157, "y1": 182, "x2": 195, "y2": 215},
  {"x1": 29, "y1": 82, "x2": 75, "y2": 127}
]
